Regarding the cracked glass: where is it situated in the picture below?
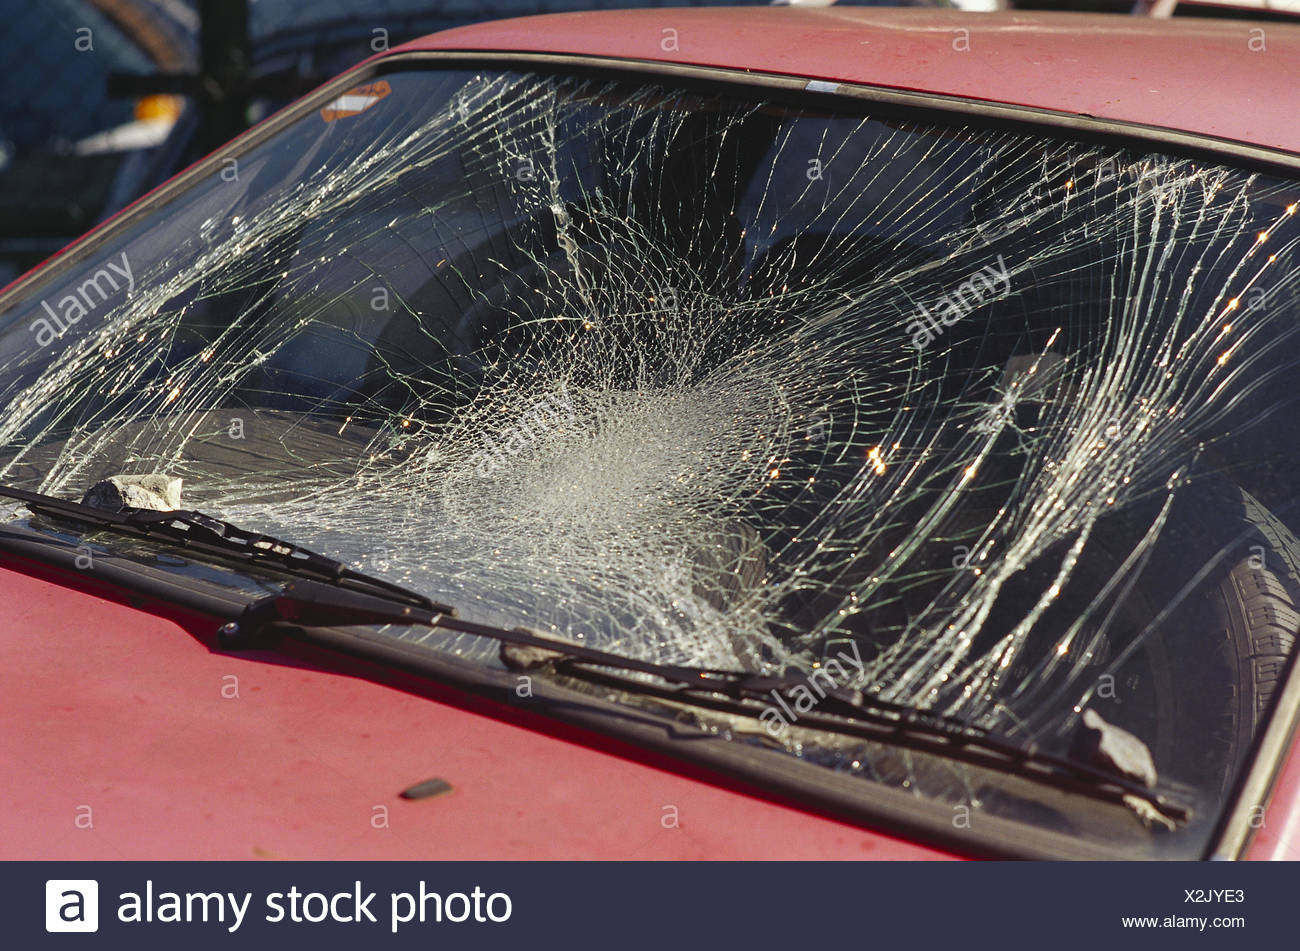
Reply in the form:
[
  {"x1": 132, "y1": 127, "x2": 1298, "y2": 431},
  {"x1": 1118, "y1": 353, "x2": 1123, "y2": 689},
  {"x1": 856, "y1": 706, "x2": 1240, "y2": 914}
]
[{"x1": 3, "y1": 65, "x2": 1300, "y2": 856}]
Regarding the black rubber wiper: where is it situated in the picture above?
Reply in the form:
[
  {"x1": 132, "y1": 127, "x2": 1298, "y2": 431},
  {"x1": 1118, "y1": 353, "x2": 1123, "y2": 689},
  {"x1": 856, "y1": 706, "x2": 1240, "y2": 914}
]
[
  {"x1": 519, "y1": 647, "x2": 1193, "y2": 827},
  {"x1": 0, "y1": 483, "x2": 1187, "y2": 824},
  {"x1": 0, "y1": 484, "x2": 452, "y2": 615},
  {"x1": 216, "y1": 575, "x2": 1189, "y2": 826}
]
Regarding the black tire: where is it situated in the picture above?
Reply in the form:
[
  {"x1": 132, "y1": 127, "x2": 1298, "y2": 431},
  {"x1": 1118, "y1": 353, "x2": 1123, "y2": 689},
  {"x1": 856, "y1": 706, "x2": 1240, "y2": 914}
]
[
  {"x1": 1120, "y1": 485, "x2": 1300, "y2": 797},
  {"x1": 1202, "y1": 555, "x2": 1298, "y2": 787},
  {"x1": 890, "y1": 478, "x2": 1300, "y2": 798}
]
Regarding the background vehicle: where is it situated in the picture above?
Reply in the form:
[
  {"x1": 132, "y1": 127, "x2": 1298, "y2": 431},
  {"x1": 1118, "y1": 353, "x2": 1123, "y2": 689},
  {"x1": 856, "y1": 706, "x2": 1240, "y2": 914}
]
[{"x1": 4, "y1": 0, "x2": 849, "y2": 285}]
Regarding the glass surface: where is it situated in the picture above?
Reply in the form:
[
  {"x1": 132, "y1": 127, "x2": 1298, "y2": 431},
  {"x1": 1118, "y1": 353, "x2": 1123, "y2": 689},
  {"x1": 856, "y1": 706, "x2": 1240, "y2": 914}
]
[{"x1": 4, "y1": 66, "x2": 1300, "y2": 856}]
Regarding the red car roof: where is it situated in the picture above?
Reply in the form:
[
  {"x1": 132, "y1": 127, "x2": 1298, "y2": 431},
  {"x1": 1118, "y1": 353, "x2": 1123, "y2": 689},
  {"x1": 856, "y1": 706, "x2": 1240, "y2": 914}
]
[{"x1": 393, "y1": 8, "x2": 1300, "y2": 155}]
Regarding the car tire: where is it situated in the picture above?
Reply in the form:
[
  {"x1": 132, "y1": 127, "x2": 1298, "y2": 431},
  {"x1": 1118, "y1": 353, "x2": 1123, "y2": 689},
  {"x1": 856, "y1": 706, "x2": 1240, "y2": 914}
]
[{"x1": 1202, "y1": 554, "x2": 1298, "y2": 788}]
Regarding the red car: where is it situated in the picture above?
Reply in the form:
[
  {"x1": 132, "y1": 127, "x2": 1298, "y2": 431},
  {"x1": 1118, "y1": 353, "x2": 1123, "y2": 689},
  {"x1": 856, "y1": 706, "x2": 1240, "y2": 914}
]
[{"x1": 3, "y1": 6, "x2": 1300, "y2": 861}]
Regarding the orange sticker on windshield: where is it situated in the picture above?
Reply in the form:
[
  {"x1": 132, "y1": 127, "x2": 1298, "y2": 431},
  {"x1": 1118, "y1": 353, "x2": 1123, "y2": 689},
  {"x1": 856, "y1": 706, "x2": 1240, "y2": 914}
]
[{"x1": 320, "y1": 81, "x2": 391, "y2": 122}]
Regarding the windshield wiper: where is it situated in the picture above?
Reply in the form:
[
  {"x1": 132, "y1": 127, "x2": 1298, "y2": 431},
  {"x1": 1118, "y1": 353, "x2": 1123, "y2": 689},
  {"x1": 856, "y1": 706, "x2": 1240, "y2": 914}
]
[
  {"x1": 217, "y1": 575, "x2": 1190, "y2": 826},
  {"x1": 0, "y1": 483, "x2": 1188, "y2": 825},
  {"x1": 0, "y1": 484, "x2": 453, "y2": 615},
  {"x1": 521, "y1": 648, "x2": 1193, "y2": 828}
]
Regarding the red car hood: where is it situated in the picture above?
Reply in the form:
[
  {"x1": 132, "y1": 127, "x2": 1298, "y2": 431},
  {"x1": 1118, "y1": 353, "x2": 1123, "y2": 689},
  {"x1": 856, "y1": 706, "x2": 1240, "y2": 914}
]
[{"x1": 0, "y1": 563, "x2": 946, "y2": 859}]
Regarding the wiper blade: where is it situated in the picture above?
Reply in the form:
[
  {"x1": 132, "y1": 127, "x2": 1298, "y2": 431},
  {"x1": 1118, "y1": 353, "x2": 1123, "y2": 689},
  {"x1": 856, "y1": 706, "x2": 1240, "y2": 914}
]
[
  {"x1": 0, "y1": 484, "x2": 452, "y2": 614},
  {"x1": 216, "y1": 576, "x2": 1190, "y2": 825},
  {"x1": 532, "y1": 654, "x2": 1193, "y2": 826},
  {"x1": 2, "y1": 484, "x2": 1184, "y2": 823}
]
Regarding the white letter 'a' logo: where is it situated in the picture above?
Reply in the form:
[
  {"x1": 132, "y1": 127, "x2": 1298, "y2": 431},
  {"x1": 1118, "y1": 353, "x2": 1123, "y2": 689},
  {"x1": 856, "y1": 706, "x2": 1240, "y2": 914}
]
[{"x1": 46, "y1": 880, "x2": 99, "y2": 932}]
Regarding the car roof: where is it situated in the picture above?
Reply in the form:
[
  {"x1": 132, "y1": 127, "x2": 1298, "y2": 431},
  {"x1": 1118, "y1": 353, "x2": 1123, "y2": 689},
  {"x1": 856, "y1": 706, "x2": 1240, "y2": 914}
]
[{"x1": 390, "y1": 7, "x2": 1300, "y2": 156}]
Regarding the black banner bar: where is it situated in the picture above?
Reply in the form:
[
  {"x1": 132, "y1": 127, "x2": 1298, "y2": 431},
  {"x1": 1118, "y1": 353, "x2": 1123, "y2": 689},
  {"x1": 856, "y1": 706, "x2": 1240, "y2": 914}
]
[{"x1": 7, "y1": 861, "x2": 1286, "y2": 949}]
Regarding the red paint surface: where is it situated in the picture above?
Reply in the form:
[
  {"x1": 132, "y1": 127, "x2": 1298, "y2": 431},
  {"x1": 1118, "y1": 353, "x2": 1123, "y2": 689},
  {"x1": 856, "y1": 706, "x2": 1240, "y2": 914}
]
[
  {"x1": 398, "y1": 8, "x2": 1300, "y2": 155},
  {"x1": 1244, "y1": 726, "x2": 1300, "y2": 860},
  {"x1": 0, "y1": 564, "x2": 946, "y2": 859}
]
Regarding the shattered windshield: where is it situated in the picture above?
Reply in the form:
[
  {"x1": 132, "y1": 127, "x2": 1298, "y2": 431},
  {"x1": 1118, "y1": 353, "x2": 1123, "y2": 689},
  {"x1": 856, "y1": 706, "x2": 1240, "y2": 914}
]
[{"x1": 2, "y1": 65, "x2": 1299, "y2": 856}]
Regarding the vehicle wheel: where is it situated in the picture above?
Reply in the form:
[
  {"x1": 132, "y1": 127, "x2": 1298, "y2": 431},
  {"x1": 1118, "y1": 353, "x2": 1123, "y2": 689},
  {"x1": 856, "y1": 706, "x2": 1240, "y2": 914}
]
[
  {"x1": 1076, "y1": 485, "x2": 1299, "y2": 797},
  {"x1": 1192, "y1": 553, "x2": 1298, "y2": 792}
]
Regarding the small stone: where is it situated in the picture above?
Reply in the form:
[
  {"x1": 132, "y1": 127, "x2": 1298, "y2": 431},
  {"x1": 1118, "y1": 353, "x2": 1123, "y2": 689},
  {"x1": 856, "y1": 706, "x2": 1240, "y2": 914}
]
[
  {"x1": 82, "y1": 474, "x2": 183, "y2": 512},
  {"x1": 399, "y1": 777, "x2": 453, "y2": 800}
]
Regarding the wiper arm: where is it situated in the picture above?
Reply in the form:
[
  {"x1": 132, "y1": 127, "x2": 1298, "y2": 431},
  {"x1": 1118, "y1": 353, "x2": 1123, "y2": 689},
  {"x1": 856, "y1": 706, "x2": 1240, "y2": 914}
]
[
  {"x1": 215, "y1": 576, "x2": 1190, "y2": 826},
  {"x1": 533, "y1": 654, "x2": 1192, "y2": 827},
  {"x1": 2, "y1": 483, "x2": 1186, "y2": 824},
  {"x1": 0, "y1": 484, "x2": 452, "y2": 614}
]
